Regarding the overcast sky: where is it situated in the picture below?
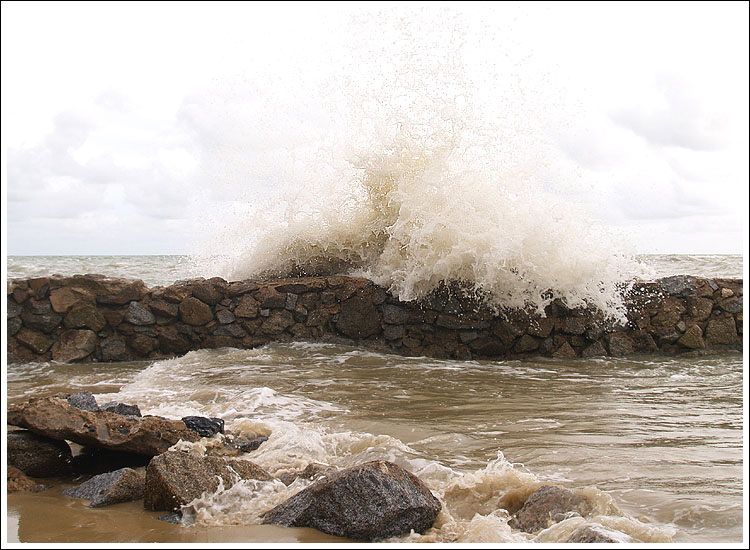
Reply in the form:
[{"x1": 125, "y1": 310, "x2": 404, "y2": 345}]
[{"x1": 2, "y1": 1, "x2": 748, "y2": 256}]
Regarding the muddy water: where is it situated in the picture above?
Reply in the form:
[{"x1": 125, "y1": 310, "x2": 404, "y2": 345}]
[{"x1": 5, "y1": 343, "x2": 744, "y2": 543}]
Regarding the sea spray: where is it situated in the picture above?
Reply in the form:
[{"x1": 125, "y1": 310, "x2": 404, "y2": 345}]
[{"x1": 192, "y1": 9, "x2": 645, "y2": 319}]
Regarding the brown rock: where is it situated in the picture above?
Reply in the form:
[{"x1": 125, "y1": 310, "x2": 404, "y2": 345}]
[
  {"x1": 256, "y1": 286, "x2": 287, "y2": 308},
  {"x1": 179, "y1": 297, "x2": 214, "y2": 325},
  {"x1": 552, "y1": 341, "x2": 577, "y2": 358},
  {"x1": 16, "y1": 328, "x2": 55, "y2": 354},
  {"x1": 144, "y1": 451, "x2": 272, "y2": 511},
  {"x1": 51, "y1": 329, "x2": 98, "y2": 362},
  {"x1": 192, "y1": 280, "x2": 224, "y2": 306},
  {"x1": 63, "y1": 304, "x2": 107, "y2": 331},
  {"x1": 8, "y1": 396, "x2": 200, "y2": 455},
  {"x1": 262, "y1": 461, "x2": 441, "y2": 541},
  {"x1": 705, "y1": 316, "x2": 738, "y2": 345},
  {"x1": 235, "y1": 294, "x2": 260, "y2": 318},
  {"x1": 567, "y1": 524, "x2": 625, "y2": 543},
  {"x1": 605, "y1": 333, "x2": 634, "y2": 357},
  {"x1": 510, "y1": 485, "x2": 591, "y2": 533},
  {"x1": 686, "y1": 296, "x2": 713, "y2": 321},
  {"x1": 678, "y1": 324, "x2": 705, "y2": 349},
  {"x1": 336, "y1": 291, "x2": 381, "y2": 339},
  {"x1": 581, "y1": 341, "x2": 607, "y2": 358},
  {"x1": 227, "y1": 281, "x2": 259, "y2": 297},
  {"x1": 7, "y1": 430, "x2": 73, "y2": 477},
  {"x1": 158, "y1": 326, "x2": 192, "y2": 355},
  {"x1": 149, "y1": 299, "x2": 179, "y2": 318},
  {"x1": 49, "y1": 287, "x2": 95, "y2": 313},
  {"x1": 20, "y1": 311, "x2": 63, "y2": 333},
  {"x1": 260, "y1": 309, "x2": 295, "y2": 334},
  {"x1": 7, "y1": 465, "x2": 46, "y2": 493}
]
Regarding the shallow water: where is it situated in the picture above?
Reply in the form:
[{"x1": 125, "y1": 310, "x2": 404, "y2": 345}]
[{"x1": 5, "y1": 343, "x2": 744, "y2": 543}]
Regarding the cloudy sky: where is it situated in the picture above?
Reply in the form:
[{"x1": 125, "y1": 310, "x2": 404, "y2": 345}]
[{"x1": 2, "y1": 1, "x2": 748, "y2": 256}]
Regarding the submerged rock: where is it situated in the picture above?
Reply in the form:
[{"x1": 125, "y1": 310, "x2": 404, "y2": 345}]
[
  {"x1": 144, "y1": 450, "x2": 273, "y2": 511},
  {"x1": 262, "y1": 460, "x2": 441, "y2": 540},
  {"x1": 566, "y1": 524, "x2": 630, "y2": 543},
  {"x1": 63, "y1": 467, "x2": 145, "y2": 507},
  {"x1": 8, "y1": 395, "x2": 200, "y2": 455},
  {"x1": 7, "y1": 430, "x2": 73, "y2": 477},
  {"x1": 510, "y1": 485, "x2": 591, "y2": 533},
  {"x1": 278, "y1": 463, "x2": 337, "y2": 486}
]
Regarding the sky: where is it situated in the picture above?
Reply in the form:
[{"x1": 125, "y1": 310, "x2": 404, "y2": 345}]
[{"x1": 2, "y1": 1, "x2": 748, "y2": 256}]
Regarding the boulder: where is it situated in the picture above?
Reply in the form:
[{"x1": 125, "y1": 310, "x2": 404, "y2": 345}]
[
  {"x1": 179, "y1": 297, "x2": 214, "y2": 326},
  {"x1": 8, "y1": 395, "x2": 200, "y2": 455},
  {"x1": 63, "y1": 304, "x2": 106, "y2": 331},
  {"x1": 51, "y1": 329, "x2": 98, "y2": 362},
  {"x1": 510, "y1": 485, "x2": 591, "y2": 533},
  {"x1": 16, "y1": 328, "x2": 55, "y2": 354},
  {"x1": 7, "y1": 430, "x2": 73, "y2": 477},
  {"x1": 678, "y1": 324, "x2": 705, "y2": 349},
  {"x1": 63, "y1": 467, "x2": 145, "y2": 507},
  {"x1": 7, "y1": 466, "x2": 46, "y2": 493},
  {"x1": 261, "y1": 460, "x2": 441, "y2": 541},
  {"x1": 144, "y1": 451, "x2": 273, "y2": 511},
  {"x1": 705, "y1": 317, "x2": 738, "y2": 345}
]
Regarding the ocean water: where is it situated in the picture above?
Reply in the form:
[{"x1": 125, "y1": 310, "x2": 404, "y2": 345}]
[{"x1": 4, "y1": 253, "x2": 745, "y2": 544}]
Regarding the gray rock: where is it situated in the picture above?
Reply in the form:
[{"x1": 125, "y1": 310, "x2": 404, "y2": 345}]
[
  {"x1": 182, "y1": 416, "x2": 225, "y2": 437},
  {"x1": 216, "y1": 309, "x2": 236, "y2": 324},
  {"x1": 102, "y1": 402, "x2": 142, "y2": 417},
  {"x1": 213, "y1": 323, "x2": 246, "y2": 338},
  {"x1": 127, "y1": 301, "x2": 156, "y2": 325},
  {"x1": 21, "y1": 311, "x2": 63, "y2": 333},
  {"x1": 7, "y1": 430, "x2": 73, "y2": 477},
  {"x1": 62, "y1": 467, "x2": 145, "y2": 507},
  {"x1": 262, "y1": 460, "x2": 441, "y2": 541},
  {"x1": 67, "y1": 391, "x2": 101, "y2": 411},
  {"x1": 659, "y1": 275, "x2": 698, "y2": 297},
  {"x1": 144, "y1": 451, "x2": 272, "y2": 511},
  {"x1": 510, "y1": 485, "x2": 591, "y2": 533}
]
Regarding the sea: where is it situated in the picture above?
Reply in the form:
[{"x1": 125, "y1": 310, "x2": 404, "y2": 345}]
[{"x1": 3, "y1": 253, "x2": 746, "y2": 544}]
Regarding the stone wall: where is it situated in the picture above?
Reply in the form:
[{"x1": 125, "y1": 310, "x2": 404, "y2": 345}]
[{"x1": 6, "y1": 274, "x2": 743, "y2": 364}]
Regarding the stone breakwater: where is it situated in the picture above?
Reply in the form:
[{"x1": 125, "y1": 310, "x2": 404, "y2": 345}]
[{"x1": 6, "y1": 274, "x2": 743, "y2": 364}]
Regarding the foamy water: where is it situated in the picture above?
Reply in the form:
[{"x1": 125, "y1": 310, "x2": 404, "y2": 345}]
[{"x1": 6, "y1": 341, "x2": 743, "y2": 543}]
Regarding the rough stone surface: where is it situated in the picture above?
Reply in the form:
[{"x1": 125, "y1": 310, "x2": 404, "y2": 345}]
[
  {"x1": 8, "y1": 395, "x2": 200, "y2": 455},
  {"x1": 67, "y1": 391, "x2": 101, "y2": 411},
  {"x1": 16, "y1": 328, "x2": 54, "y2": 354},
  {"x1": 705, "y1": 317, "x2": 738, "y2": 345},
  {"x1": 182, "y1": 416, "x2": 225, "y2": 437},
  {"x1": 262, "y1": 460, "x2": 441, "y2": 541},
  {"x1": 62, "y1": 467, "x2": 145, "y2": 507},
  {"x1": 7, "y1": 466, "x2": 46, "y2": 493},
  {"x1": 510, "y1": 485, "x2": 591, "y2": 533},
  {"x1": 102, "y1": 402, "x2": 142, "y2": 417},
  {"x1": 51, "y1": 330, "x2": 97, "y2": 362},
  {"x1": 127, "y1": 301, "x2": 156, "y2": 325},
  {"x1": 337, "y1": 292, "x2": 381, "y2": 339},
  {"x1": 64, "y1": 304, "x2": 106, "y2": 331},
  {"x1": 566, "y1": 524, "x2": 626, "y2": 543},
  {"x1": 179, "y1": 297, "x2": 214, "y2": 325},
  {"x1": 144, "y1": 451, "x2": 272, "y2": 511},
  {"x1": 678, "y1": 324, "x2": 705, "y2": 349},
  {"x1": 7, "y1": 430, "x2": 73, "y2": 477}
]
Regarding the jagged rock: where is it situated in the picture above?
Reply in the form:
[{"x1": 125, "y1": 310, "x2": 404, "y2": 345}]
[
  {"x1": 7, "y1": 430, "x2": 73, "y2": 477},
  {"x1": 144, "y1": 451, "x2": 273, "y2": 511},
  {"x1": 7, "y1": 466, "x2": 47, "y2": 493},
  {"x1": 260, "y1": 309, "x2": 295, "y2": 334},
  {"x1": 67, "y1": 391, "x2": 101, "y2": 411},
  {"x1": 382, "y1": 304, "x2": 409, "y2": 325},
  {"x1": 213, "y1": 323, "x2": 246, "y2": 338},
  {"x1": 51, "y1": 329, "x2": 98, "y2": 362},
  {"x1": 127, "y1": 301, "x2": 156, "y2": 325},
  {"x1": 182, "y1": 416, "x2": 225, "y2": 437},
  {"x1": 102, "y1": 402, "x2": 142, "y2": 417},
  {"x1": 230, "y1": 435, "x2": 269, "y2": 453},
  {"x1": 16, "y1": 328, "x2": 55, "y2": 354},
  {"x1": 705, "y1": 316, "x2": 738, "y2": 345},
  {"x1": 8, "y1": 395, "x2": 200, "y2": 455},
  {"x1": 510, "y1": 485, "x2": 591, "y2": 533},
  {"x1": 678, "y1": 324, "x2": 705, "y2": 349},
  {"x1": 63, "y1": 304, "x2": 106, "y2": 331},
  {"x1": 262, "y1": 460, "x2": 441, "y2": 541},
  {"x1": 552, "y1": 341, "x2": 576, "y2": 359},
  {"x1": 8, "y1": 316, "x2": 22, "y2": 336},
  {"x1": 513, "y1": 334, "x2": 540, "y2": 353},
  {"x1": 234, "y1": 294, "x2": 260, "y2": 318},
  {"x1": 63, "y1": 467, "x2": 145, "y2": 507},
  {"x1": 179, "y1": 297, "x2": 214, "y2": 325}
]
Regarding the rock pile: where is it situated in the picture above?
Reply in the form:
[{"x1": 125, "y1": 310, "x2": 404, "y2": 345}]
[{"x1": 6, "y1": 274, "x2": 743, "y2": 365}]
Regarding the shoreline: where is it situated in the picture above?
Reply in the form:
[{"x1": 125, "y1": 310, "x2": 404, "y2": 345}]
[{"x1": 6, "y1": 273, "x2": 743, "y2": 364}]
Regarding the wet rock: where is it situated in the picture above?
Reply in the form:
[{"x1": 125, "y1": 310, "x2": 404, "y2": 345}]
[
  {"x1": 71, "y1": 446, "x2": 151, "y2": 475},
  {"x1": 100, "y1": 336, "x2": 132, "y2": 361},
  {"x1": 7, "y1": 430, "x2": 73, "y2": 477},
  {"x1": 213, "y1": 323, "x2": 246, "y2": 338},
  {"x1": 436, "y1": 313, "x2": 490, "y2": 330},
  {"x1": 705, "y1": 317, "x2": 738, "y2": 345},
  {"x1": 51, "y1": 329, "x2": 98, "y2": 362},
  {"x1": 157, "y1": 325, "x2": 192, "y2": 355},
  {"x1": 7, "y1": 466, "x2": 46, "y2": 493},
  {"x1": 8, "y1": 395, "x2": 200, "y2": 455},
  {"x1": 234, "y1": 294, "x2": 260, "y2": 318},
  {"x1": 262, "y1": 460, "x2": 441, "y2": 541},
  {"x1": 63, "y1": 304, "x2": 106, "y2": 331},
  {"x1": 63, "y1": 467, "x2": 145, "y2": 507},
  {"x1": 257, "y1": 286, "x2": 287, "y2": 308},
  {"x1": 227, "y1": 435, "x2": 269, "y2": 453},
  {"x1": 192, "y1": 280, "x2": 224, "y2": 306},
  {"x1": 678, "y1": 324, "x2": 705, "y2": 349},
  {"x1": 581, "y1": 341, "x2": 607, "y2": 358},
  {"x1": 227, "y1": 280, "x2": 260, "y2": 297},
  {"x1": 179, "y1": 297, "x2": 214, "y2": 326},
  {"x1": 16, "y1": 328, "x2": 55, "y2": 354},
  {"x1": 337, "y1": 291, "x2": 381, "y2": 339},
  {"x1": 566, "y1": 524, "x2": 628, "y2": 543},
  {"x1": 67, "y1": 391, "x2": 101, "y2": 412},
  {"x1": 383, "y1": 324, "x2": 406, "y2": 340},
  {"x1": 274, "y1": 278, "x2": 327, "y2": 293},
  {"x1": 605, "y1": 333, "x2": 634, "y2": 357},
  {"x1": 510, "y1": 485, "x2": 591, "y2": 533},
  {"x1": 8, "y1": 300, "x2": 23, "y2": 318},
  {"x1": 127, "y1": 301, "x2": 156, "y2": 325},
  {"x1": 260, "y1": 309, "x2": 295, "y2": 334},
  {"x1": 182, "y1": 416, "x2": 225, "y2": 437},
  {"x1": 686, "y1": 296, "x2": 713, "y2": 321},
  {"x1": 551, "y1": 341, "x2": 576, "y2": 359},
  {"x1": 102, "y1": 402, "x2": 142, "y2": 417},
  {"x1": 382, "y1": 304, "x2": 409, "y2": 325},
  {"x1": 513, "y1": 334, "x2": 540, "y2": 353},
  {"x1": 144, "y1": 451, "x2": 273, "y2": 511},
  {"x1": 21, "y1": 311, "x2": 63, "y2": 333},
  {"x1": 128, "y1": 333, "x2": 157, "y2": 355},
  {"x1": 659, "y1": 275, "x2": 698, "y2": 297}
]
